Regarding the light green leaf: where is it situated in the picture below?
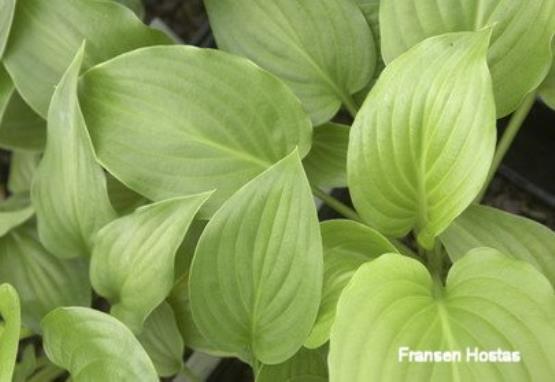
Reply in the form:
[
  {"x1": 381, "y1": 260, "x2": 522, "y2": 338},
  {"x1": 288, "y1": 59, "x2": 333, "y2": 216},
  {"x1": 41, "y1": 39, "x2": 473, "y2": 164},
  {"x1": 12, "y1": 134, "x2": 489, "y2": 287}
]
[
  {"x1": 0, "y1": 194, "x2": 34, "y2": 237},
  {"x1": 3, "y1": 0, "x2": 172, "y2": 117},
  {"x1": 329, "y1": 249, "x2": 555, "y2": 382},
  {"x1": 0, "y1": 0, "x2": 14, "y2": 58},
  {"x1": 106, "y1": 174, "x2": 148, "y2": 216},
  {"x1": 205, "y1": 0, "x2": 376, "y2": 124},
  {"x1": 138, "y1": 302, "x2": 184, "y2": 377},
  {"x1": 190, "y1": 150, "x2": 323, "y2": 365},
  {"x1": 303, "y1": 123, "x2": 349, "y2": 188},
  {"x1": 306, "y1": 219, "x2": 397, "y2": 349},
  {"x1": 91, "y1": 193, "x2": 211, "y2": 334},
  {"x1": 0, "y1": 67, "x2": 45, "y2": 152},
  {"x1": 440, "y1": 204, "x2": 555, "y2": 286},
  {"x1": 80, "y1": 45, "x2": 311, "y2": 216},
  {"x1": 0, "y1": 283, "x2": 19, "y2": 382},
  {"x1": 348, "y1": 31, "x2": 496, "y2": 249},
  {"x1": 539, "y1": 54, "x2": 555, "y2": 109},
  {"x1": 380, "y1": 0, "x2": 555, "y2": 117},
  {"x1": 167, "y1": 274, "x2": 228, "y2": 356},
  {"x1": 0, "y1": 223, "x2": 91, "y2": 333},
  {"x1": 31, "y1": 44, "x2": 116, "y2": 259},
  {"x1": 258, "y1": 347, "x2": 328, "y2": 382},
  {"x1": 42, "y1": 307, "x2": 158, "y2": 382},
  {"x1": 8, "y1": 151, "x2": 39, "y2": 194}
]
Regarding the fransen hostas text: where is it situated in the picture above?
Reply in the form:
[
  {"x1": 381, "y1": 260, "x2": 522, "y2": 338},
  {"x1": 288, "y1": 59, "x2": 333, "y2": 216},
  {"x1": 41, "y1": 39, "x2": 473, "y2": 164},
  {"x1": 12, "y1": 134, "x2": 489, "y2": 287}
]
[{"x1": 398, "y1": 347, "x2": 521, "y2": 363}]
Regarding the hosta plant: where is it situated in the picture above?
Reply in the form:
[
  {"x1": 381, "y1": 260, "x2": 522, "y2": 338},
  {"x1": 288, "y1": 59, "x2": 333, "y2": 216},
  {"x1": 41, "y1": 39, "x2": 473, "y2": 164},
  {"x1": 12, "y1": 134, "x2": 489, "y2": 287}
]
[{"x1": 0, "y1": 0, "x2": 554, "y2": 381}]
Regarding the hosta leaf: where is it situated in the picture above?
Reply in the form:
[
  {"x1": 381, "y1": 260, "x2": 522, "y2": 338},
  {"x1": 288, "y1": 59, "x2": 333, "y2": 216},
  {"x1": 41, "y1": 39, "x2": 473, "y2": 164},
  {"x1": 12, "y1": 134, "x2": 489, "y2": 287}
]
[
  {"x1": 257, "y1": 347, "x2": 328, "y2": 382},
  {"x1": 3, "y1": 0, "x2": 171, "y2": 117},
  {"x1": 380, "y1": 0, "x2": 555, "y2": 117},
  {"x1": 90, "y1": 193, "x2": 211, "y2": 334},
  {"x1": 80, "y1": 46, "x2": 311, "y2": 216},
  {"x1": 0, "y1": 223, "x2": 91, "y2": 333},
  {"x1": 303, "y1": 123, "x2": 349, "y2": 188},
  {"x1": 0, "y1": 194, "x2": 34, "y2": 237},
  {"x1": 205, "y1": 0, "x2": 376, "y2": 124},
  {"x1": 0, "y1": 0, "x2": 14, "y2": 57},
  {"x1": 189, "y1": 150, "x2": 323, "y2": 365},
  {"x1": 0, "y1": 284, "x2": 19, "y2": 382},
  {"x1": 32, "y1": 44, "x2": 116, "y2": 259},
  {"x1": 348, "y1": 31, "x2": 496, "y2": 249},
  {"x1": 0, "y1": 67, "x2": 45, "y2": 152},
  {"x1": 539, "y1": 55, "x2": 555, "y2": 109},
  {"x1": 167, "y1": 274, "x2": 227, "y2": 355},
  {"x1": 137, "y1": 303, "x2": 184, "y2": 377},
  {"x1": 8, "y1": 151, "x2": 39, "y2": 194},
  {"x1": 305, "y1": 219, "x2": 397, "y2": 349},
  {"x1": 440, "y1": 204, "x2": 555, "y2": 285},
  {"x1": 329, "y1": 250, "x2": 555, "y2": 382},
  {"x1": 42, "y1": 307, "x2": 158, "y2": 381}
]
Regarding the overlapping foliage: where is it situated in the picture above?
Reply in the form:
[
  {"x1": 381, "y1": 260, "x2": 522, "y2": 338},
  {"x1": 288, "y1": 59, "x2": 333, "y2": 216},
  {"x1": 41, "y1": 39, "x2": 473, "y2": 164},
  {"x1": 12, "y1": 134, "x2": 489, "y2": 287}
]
[{"x1": 0, "y1": 0, "x2": 554, "y2": 381}]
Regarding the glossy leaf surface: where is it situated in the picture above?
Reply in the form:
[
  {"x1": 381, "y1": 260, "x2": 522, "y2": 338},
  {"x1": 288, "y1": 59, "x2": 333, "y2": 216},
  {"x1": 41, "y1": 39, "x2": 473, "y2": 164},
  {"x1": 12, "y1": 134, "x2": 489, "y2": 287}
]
[
  {"x1": 330, "y1": 250, "x2": 555, "y2": 381},
  {"x1": 42, "y1": 307, "x2": 158, "y2": 381},
  {"x1": 348, "y1": 31, "x2": 496, "y2": 248},
  {"x1": 306, "y1": 219, "x2": 397, "y2": 349},
  {"x1": 137, "y1": 303, "x2": 184, "y2": 377},
  {"x1": 0, "y1": 283, "x2": 19, "y2": 382},
  {"x1": 3, "y1": 0, "x2": 171, "y2": 117},
  {"x1": 205, "y1": 0, "x2": 376, "y2": 124},
  {"x1": 0, "y1": 224, "x2": 91, "y2": 333},
  {"x1": 441, "y1": 204, "x2": 555, "y2": 285},
  {"x1": 31, "y1": 44, "x2": 116, "y2": 259},
  {"x1": 80, "y1": 45, "x2": 312, "y2": 216},
  {"x1": 90, "y1": 193, "x2": 210, "y2": 334},
  {"x1": 303, "y1": 123, "x2": 349, "y2": 188},
  {"x1": 190, "y1": 151, "x2": 323, "y2": 365},
  {"x1": 380, "y1": 0, "x2": 555, "y2": 117}
]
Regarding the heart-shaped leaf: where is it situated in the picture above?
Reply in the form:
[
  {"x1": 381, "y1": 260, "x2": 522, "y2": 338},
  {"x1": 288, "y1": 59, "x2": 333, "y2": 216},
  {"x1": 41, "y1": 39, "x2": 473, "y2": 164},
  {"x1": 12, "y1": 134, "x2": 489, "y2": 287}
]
[
  {"x1": 440, "y1": 204, "x2": 555, "y2": 286},
  {"x1": 42, "y1": 307, "x2": 158, "y2": 381},
  {"x1": 8, "y1": 151, "x2": 39, "y2": 195},
  {"x1": 306, "y1": 219, "x2": 397, "y2": 349},
  {"x1": 330, "y1": 249, "x2": 555, "y2": 381},
  {"x1": 0, "y1": 223, "x2": 91, "y2": 333},
  {"x1": 0, "y1": 283, "x2": 20, "y2": 382},
  {"x1": 258, "y1": 347, "x2": 328, "y2": 382},
  {"x1": 0, "y1": 67, "x2": 45, "y2": 152},
  {"x1": 380, "y1": 0, "x2": 555, "y2": 117},
  {"x1": 303, "y1": 123, "x2": 349, "y2": 188},
  {"x1": 0, "y1": 195, "x2": 34, "y2": 237},
  {"x1": 348, "y1": 31, "x2": 496, "y2": 249},
  {"x1": 205, "y1": 0, "x2": 376, "y2": 124},
  {"x1": 31, "y1": 44, "x2": 116, "y2": 259},
  {"x1": 79, "y1": 45, "x2": 312, "y2": 216},
  {"x1": 90, "y1": 193, "x2": 211, "y2": 334},
  {"x1": 137, "y1": 302, "x2": 184, "y2": 377},
  {"x1": 189, "y1": 150, "x2": 323, "y2": 365},
  {"x1": 2, "y1": 0, "x2": 171, "y2": 117}
]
